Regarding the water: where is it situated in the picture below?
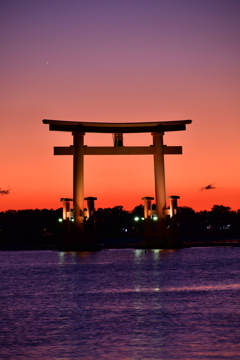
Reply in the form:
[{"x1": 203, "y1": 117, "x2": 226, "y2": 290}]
[{"x1": 1, "y1": 247, "x2": 240, "y2": 360}]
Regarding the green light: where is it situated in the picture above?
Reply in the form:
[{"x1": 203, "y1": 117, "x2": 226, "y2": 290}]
[
  {"x1": 134, "y1": 217, "x2": 140, "y2": 221},
  {"x1": 153, "y1": 216, "x2": 158, "y2": 221},
  {"x1": 58, "y1": 218, "x2": 63, "y2": 222}
]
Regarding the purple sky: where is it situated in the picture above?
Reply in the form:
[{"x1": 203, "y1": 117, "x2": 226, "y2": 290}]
[{"x1": 1, "y1": 0, "x2": 240, "y2": 211}]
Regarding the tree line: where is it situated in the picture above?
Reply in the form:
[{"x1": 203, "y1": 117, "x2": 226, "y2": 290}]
[{"x1": 0, "y1": 204, "x2": 239, "y2": 249}]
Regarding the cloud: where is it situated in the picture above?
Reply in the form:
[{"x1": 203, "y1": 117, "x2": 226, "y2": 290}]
[
  {"x1": 200, "y1": 184, "x2": 216, "y2": 191},
  {"x1": 0, "y1": 188, "x2": 10, "y2": 195}
]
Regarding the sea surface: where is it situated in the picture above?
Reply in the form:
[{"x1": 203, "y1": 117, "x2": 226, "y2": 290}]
[{"x1": 1, "y1": 247, "x2": 240, "y2": 360}]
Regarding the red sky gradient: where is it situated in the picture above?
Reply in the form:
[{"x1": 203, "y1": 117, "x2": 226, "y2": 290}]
[{"x1": 1, "y1": 0, "x2": 240, "y2": 212}]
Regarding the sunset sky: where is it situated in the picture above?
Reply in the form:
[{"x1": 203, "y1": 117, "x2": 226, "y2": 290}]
[{"x1": 1, "y1": 0, "x2": 240, "y2": 212}]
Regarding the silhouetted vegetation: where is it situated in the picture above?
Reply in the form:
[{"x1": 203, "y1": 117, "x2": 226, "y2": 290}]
[
  {"x1": 0, "y1": 204, "x2": 240, "y2": 250},
  {"x1": 177, "y1": 205, "x2": 240, "y2": 240},
  {"x1": 0, "y1": 208, "x2": 62, "y2": 250}
]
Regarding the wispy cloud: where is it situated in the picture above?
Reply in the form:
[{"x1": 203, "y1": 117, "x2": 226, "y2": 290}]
[
  {"x1": 0, "y1": 188, "x2": 10, "y2": 195},
  {"x1": 200, "y1": 184, "x2": 216, "y2": 191}
]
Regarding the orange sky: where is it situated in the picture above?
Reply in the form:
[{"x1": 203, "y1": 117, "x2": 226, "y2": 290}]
[{"x1": 1, "y1": 0, "x2": 240, "y2": 212}]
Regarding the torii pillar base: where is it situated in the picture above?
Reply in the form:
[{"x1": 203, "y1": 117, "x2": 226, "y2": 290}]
[
  {"x1": 84, "y1": 197, "x2": 98, "y2": 244},
  {"x1": 141, "y1": 196, "x2": 154, "y2": 243},
  {"x1": 140, "y1": 221, "x2": 170, "y2": 249},
  {"x1": 168, "y1": 195, "x2": 182, "y2": 248}
]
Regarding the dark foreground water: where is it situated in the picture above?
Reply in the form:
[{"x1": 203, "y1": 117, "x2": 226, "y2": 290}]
[{"x1": 1, "y1": 247, "x2": 240, "y2": 360}]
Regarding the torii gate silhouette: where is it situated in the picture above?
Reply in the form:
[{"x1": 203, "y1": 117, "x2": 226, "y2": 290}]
[{"x1": 43, "y1": 119, "x2": 192, "y2": 247}]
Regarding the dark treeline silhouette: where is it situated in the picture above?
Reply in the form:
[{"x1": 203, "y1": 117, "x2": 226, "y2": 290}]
[
  {"x1": 177, "y1": 205, "x2": 240, "y2": 240},
  {"x1": 0, "y1": 208, "x2": 62, "y2": 250},
  {"x1": 0, "y1": 204, "x2": 240, "y2": 250}
]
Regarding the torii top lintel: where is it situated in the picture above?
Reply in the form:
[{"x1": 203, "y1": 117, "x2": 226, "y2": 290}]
[{"x1": 42, "y1": 119, "x2": 192, "y2": 133}]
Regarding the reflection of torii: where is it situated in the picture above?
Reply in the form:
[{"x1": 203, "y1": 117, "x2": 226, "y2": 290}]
[{"x1": 43, "y1": 119, "x2": 192, "y2": 243}]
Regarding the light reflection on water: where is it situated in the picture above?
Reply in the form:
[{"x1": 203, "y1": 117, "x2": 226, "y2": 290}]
[{"x1": 0, "y1": 247, "x2": 240, "y2": 359}]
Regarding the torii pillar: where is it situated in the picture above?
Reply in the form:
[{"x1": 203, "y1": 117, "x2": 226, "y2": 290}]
[
  {"x1": 152, "y1": 132, "x2": 166, "y2": 220},
  {"x1": 142, "y1": 197, "x2": 154, "y2": 219},
  {"x1": 168, "y1": 195, "x2": 181, "y2": 247},
  {"x1": 73, "y1": 132, "x2": 85, "y2": 237},
  {"x1": 152, "y1": 131, "x2": 170, "y2": 245},
  {"x1": 142, "y1": 196, "x2": 154, "y2": 243},
  {"x1": 168, "y1": 195, "x2": 180, "y2": 218},
  {"x1": 60, "y1": 198, "x2": 72, "y2": 220}
]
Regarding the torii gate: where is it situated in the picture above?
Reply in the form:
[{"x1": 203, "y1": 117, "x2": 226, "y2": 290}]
[{"x1": 43, "y1": 119, "x2": 192, "y2": 242}]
